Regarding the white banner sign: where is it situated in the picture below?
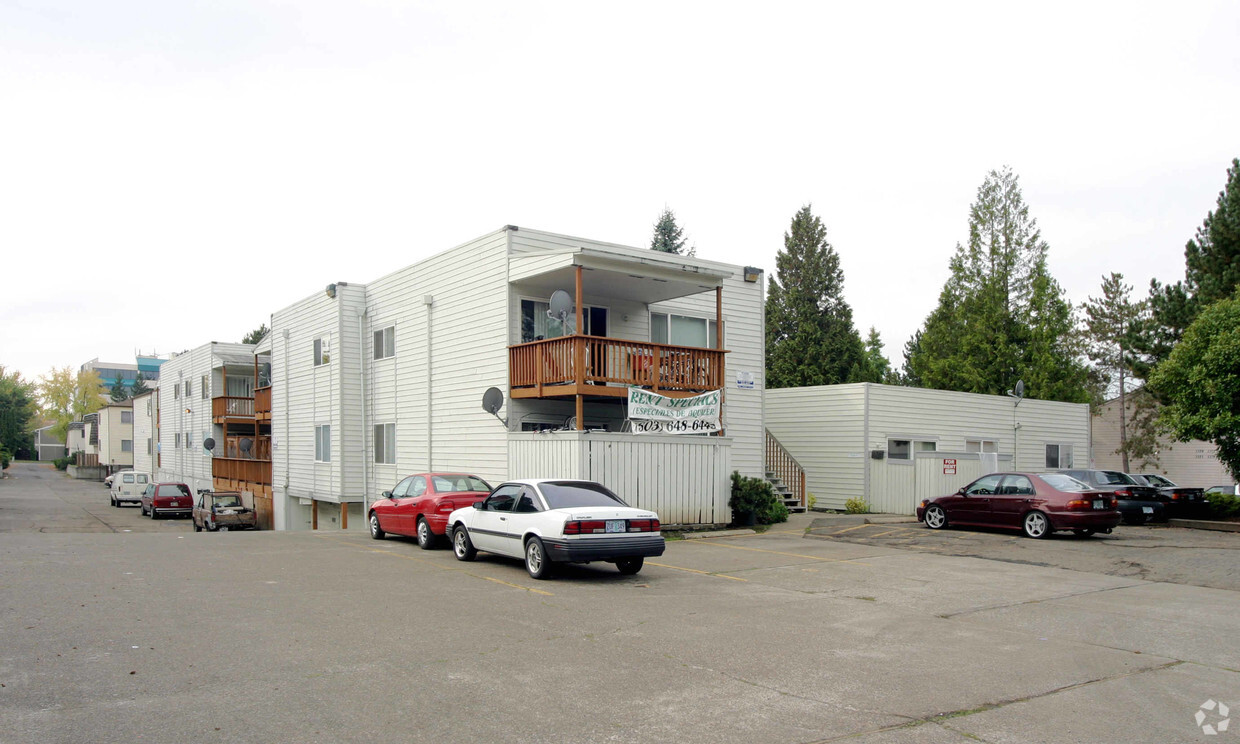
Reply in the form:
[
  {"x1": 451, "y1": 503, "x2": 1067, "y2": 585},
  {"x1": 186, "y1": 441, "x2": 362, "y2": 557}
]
[{"x1": 627, "y1": 388, "x2": 722, "y2": 435}]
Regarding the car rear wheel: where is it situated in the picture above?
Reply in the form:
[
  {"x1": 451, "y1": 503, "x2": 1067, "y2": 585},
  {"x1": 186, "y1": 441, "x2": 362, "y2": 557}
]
[
  {"x1": 453, "y1": 526, "x2": 476, "y2": 561},
  {"x1": 1022, "y1": 510, "x2": 1051, "y2": 539},
  {"x1": 416, "y1": 518, "x2": 436, "y2": 550},
  {"x1": 616, "y1": 557, "x2": 644, "y2": 575},
  {"x1": 369, "y1": 512, "x2": 385, "y2": 540},
  {"x1": 150, "y1": 506, "x2": 159, "y2": 519},
  {"x1": 525, "y1": 537, "x2": 552, "y2": 580},
  {"x1": 924, "y1": 505, "x2": 948, "y2": 530}
]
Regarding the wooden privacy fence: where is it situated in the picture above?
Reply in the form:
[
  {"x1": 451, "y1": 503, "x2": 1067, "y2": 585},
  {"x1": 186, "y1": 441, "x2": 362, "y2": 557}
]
[
  {"x1": 75, "y1": 452, "x2": 99, "y2": 467},
  {"x1": 507, "y1": 431, "x2": 732, "y2": 526}
]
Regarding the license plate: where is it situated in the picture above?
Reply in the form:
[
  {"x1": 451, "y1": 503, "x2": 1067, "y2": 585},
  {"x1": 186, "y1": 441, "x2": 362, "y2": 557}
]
[
  {"x1": 605, "y1": 520, "x2": 625, "y2": 533},
  {"x1": 1142, "y1": 506, "x2": 1154, "y2": 514},
  {"x1": 1093, "y1": 500, "x2": 1105, "y2": 510}
]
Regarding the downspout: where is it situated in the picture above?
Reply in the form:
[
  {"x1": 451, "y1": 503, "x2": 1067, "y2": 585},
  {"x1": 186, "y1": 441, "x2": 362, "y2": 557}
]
[
  {"x1": 358, "y1": 307, "x2": 368, "y2": 521},
  {"x1": 424, "y1": 295, "x2": 434, "y2": 470},
  {"x1": 282, "y1": 328, "x2": 290, "y2": 530},
  {"x1": 862, "y1": 383, "x2": 871, "y2": 507}
]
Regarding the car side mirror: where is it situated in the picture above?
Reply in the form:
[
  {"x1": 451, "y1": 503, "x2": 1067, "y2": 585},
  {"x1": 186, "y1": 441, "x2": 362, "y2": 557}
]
[
  {"x1": 957, "y1": 487, "x2": 967, "y2": 495},
  {"x1": 472, "y1": 501, "x2": 484, "y2": 510},
  {"x1": 381, "y1": 491, "x2": 392, "y2": 499}
]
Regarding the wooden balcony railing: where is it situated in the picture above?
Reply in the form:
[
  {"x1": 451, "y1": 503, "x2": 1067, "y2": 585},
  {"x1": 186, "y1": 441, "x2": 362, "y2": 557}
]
[
  {"x1": 211, "y1": 457, "x2": 272, "y2": 485},
  {"x1": 224, "y1": 435, "x2": 271, "y2": 460},
  {"x1": 509, "y1": 335, "x2": 725, "y2": 398},
  {"x1": 766, "y1": 430, "x2": 806, "y2": 509},
  {"x1": 212, "y1": 396, "x2": 254, "y2": 420},
  {"x1": 254, "y1": 387, "x2": 272, "y2": 419}
]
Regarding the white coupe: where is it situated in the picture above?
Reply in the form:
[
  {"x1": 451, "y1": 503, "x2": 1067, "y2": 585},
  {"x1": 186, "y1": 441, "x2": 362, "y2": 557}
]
[{"x1": 447, "y1": 479, "x2": 665, "y2": 579}]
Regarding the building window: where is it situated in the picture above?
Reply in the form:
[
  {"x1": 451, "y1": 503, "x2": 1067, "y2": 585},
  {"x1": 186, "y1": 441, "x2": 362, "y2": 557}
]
[
  {"x1": 314, "y1": 337, "x2": 331, "y2": 366},
  {"x1": 121, "y1": 410, "x2": 133, "y2": 424},
  {"x1": 146, "y1": 399, "x2": 152, "y2": 414},
  {"x1": 201, "y1": 375, "x2": 208, "y2": 399},
  {"x1": 147, "y1": 438, "x2": 153, "y2": 455},
  {"x1": 520, "y1": 299, "x2": 609, "y2": 342},
  {"x1": 315, "y1": 425, "x2": 331, "y2": 462},
  {"x1": 175, "y1": 433, "x2": 181, "y2": 448},
  {"x1": 374, "y1": 423, "x2": 395, "y2": 464},
  {"x1": 1046, "y1": 444, "x2": 1074, "y2": 469},
  {"x1": 184, "y1": 379, "x2": 191, "y2": 398},
  {"x1": 888, "y1": 439, "x2": 911, "y2": 461},
  {"x1": 374, "y1": 326, "x2": 395, "y2": 360},
  {"x1": 966, "y1": 439, "x2": 998, "y2": 454},
  {"x1": 121, "y1": 439, "x2": 133, "y2": 453},
  {"x1": 650, "y1": 312, "x2": 720, "y2": 348},
  {"x1": 184, "y1": 431, "x2": 192, "y2": 449},
  {"x1": 916, "y1": 441, "x2": 938, "y2": 453},
  {"x1": 174, "y1": 383, "x2": 180, "y2": 399}
]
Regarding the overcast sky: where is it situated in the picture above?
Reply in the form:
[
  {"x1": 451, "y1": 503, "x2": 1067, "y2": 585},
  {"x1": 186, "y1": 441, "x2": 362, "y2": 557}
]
[{"x1": 2, "y1": 1, "x2": 1238, "y2": 386}]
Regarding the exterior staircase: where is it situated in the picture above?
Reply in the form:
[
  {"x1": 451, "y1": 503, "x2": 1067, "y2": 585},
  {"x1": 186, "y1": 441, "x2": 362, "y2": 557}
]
[{"x1": 765, "y1": 430, "x2": 807, "y2": 513}]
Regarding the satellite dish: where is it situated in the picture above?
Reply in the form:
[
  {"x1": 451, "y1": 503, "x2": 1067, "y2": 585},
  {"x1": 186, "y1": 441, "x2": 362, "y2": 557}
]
[
  {"x1": 203, "y1": 437, "x2": 216, "y2": 451},
  {"x1": 548, "y1": 290, "x2": 574, "y2": 328},
  {"x1": 481, "y1": 387, "x2": 504, "y2": 415},
  {"x1": 239, "y1": 438, "x2": 253, "y2": 453},
  {"x1": 1014, "y1": 380, "x2": 1025, "y2": 399}
]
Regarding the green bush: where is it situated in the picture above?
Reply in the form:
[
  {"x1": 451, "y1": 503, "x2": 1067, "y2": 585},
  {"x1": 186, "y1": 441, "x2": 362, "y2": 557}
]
[
  {"x1": 845, "y1": 496, "x2": 870, "y2": 514},
  {"x1": 1208, "y1": 493, "x2": 1240, "y2": 519},
  {"x1": 729, "y1": 471, "x2": 789, "y2": 525},
  {"x1": 807, "y1": 493, "x2": 817, "y2": 510},
  {"x1": 0, "y1": 449, "x2": 10, "y2": 470},
  {"x1": 53, "y1": 455, "x2": 72, "y2": 471}
]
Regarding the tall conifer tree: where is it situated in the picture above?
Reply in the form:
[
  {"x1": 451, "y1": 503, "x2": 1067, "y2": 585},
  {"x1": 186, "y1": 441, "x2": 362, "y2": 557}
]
[{"x1": 765, "y1": 205, "x2": 867, "y2": 388}]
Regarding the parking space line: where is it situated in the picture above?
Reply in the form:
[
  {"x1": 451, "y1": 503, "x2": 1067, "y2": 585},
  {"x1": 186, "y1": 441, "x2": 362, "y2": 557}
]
[
  {"x1": 864, "y1": 528, "x2": 906, "y2": 538},
  {"x1": 317, "y1": 535, "x2": 554, "y2": 596},
  {"x1": 683, "y1": 539, "x2": 871, "y2": 565},
  {"x1": 646, "y1": 561, "x2": 748, "y2": 582},
  {"x1": 828, "y1": 523, "x2": 877, "y2": 535}
]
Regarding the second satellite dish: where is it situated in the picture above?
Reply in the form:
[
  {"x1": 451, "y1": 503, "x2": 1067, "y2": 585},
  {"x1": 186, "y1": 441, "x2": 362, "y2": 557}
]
[
  {"x1": 481, "y1": 387, "x2": 504, "y2": 415},
  {"x1": 203, "y1": 437, "x2": 216, "y2": 451},
  {"x1": 548, "y1": 289, "x2": 574, "y2": 327}
]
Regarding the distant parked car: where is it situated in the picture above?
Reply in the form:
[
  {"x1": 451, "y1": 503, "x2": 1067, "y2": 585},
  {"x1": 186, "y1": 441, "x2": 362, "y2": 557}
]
[
  {"x1": 1205, "y1": 484, "x2": 1239, "y2": 498},
  {"x1": 448, "y1": 479, "x2": 665, "y2": 579},
  {"x1": 1128, "y1": 473, "x2": 1208, "y2": 518},
  {"x1": 1062, "y1": 469, "x2": 1165, "y2": 524},
  {"x1": 368, "y1": 473, "x2": 492, "y2": 549},
  {"x1": 103, "y1": 469, "x2": 132, "y2": 488},
  {"x1": 917, "y1": 472, "x2": 1121, "y2": 539},
  {"x1": 140, "y1": 482, "x2": 194, "y2": 519},
  {"x1": 110, "y1": 471, "x2": 151, "y2": 507},
  {"x1": 192, "y1": 491, "x2": 257, "y2": 532}
]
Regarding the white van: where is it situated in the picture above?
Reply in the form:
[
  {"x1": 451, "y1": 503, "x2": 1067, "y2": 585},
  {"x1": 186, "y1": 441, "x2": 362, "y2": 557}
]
[{"x1": 110, "y1": 472, "x2": 151, "y2": 507}]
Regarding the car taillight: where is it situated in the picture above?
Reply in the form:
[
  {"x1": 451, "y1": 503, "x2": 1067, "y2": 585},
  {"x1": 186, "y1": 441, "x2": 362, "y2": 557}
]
[
  {"x1": 563, "y1": 520, "x2": 607, "y2": 535},
  {"x1": 1110, "y1": 497, "x2": 1118, "y2": 508},
  {"x1": 1067, "y1": 499, "x2": 1090, "y2": 509},
  {"x1": 1114, "y1": 489, "x2": 1131, "y2": 498},
  {"x1": 1170, "y1": 493, "x2": 1181, "y2": 500},
  {"x1": 627, "y1": 519, "x2": 660, "y2": 532},
  {"x1": 437, "y1": 502, "x2": 455, "y2": 513}
]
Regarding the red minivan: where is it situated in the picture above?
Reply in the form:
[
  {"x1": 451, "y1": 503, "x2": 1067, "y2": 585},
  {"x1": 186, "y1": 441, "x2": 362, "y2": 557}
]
[
  {"x1": 140, "y1": 482, "x2": 194, "y2": 519},
  {"x1": 917, "y1": 472, "x2": 1122, "y2": 539}
]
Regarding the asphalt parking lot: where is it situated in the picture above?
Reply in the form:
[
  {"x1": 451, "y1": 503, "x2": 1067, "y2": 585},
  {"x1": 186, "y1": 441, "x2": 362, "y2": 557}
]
[
  {"x1": 2, "y1": 461, "x2": 1239, "y2": 743},
  {"x1": 806, "y1": 516, "x2": 1240, "y2": 592}
]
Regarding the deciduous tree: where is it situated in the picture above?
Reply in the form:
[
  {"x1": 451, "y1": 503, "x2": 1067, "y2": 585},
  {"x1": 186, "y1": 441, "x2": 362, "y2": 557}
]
[
  {"x1": 1149, "y1": 294, "x2": 1240, "y2": 480},
  {"x1": 0, "y1": 366, "x2": 38, "y2": 460},
  {"x1": 766, "y1": 205, "x2": 867, "y2": 388},
  {"x1": 39, "y1": 367, "x2": 105, "y2": 442}
]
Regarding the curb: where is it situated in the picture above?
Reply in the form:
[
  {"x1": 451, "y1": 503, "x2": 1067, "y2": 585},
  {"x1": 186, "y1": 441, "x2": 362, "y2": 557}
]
[
  {"x1": 1168, "y1": 518, "x2": 1240, "y2": 533},
  {"x1": 682, "y1": 528, "x2": 758, "y2": 539}
]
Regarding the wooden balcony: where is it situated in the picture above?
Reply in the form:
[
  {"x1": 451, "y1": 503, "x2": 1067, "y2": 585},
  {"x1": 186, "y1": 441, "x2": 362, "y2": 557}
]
[
  {"x1": 212, "y1": 457, "x2": 272, "y2": 486},
  {"x1": 509, "y1": 335, "x2": 726, "y2": 399},
  {"x1": 212, "y1": 396, "x2": 254, "y2": 423},
  {"x1": 223, "y1": 435, "x2": 270, "y2": 460},
  {"x1": 255, "y1": 387, "x2": 272, "y2": 422}
]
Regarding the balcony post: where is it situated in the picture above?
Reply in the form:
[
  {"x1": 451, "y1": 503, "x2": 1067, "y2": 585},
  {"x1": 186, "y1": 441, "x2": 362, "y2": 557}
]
[{"x1": 575, "y1": 264, "x2": 584, "y2": 431}]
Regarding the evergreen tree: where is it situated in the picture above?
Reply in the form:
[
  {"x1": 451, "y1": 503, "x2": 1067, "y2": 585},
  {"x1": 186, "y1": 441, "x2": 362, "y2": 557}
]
[
  {"x1": 1083, "y1": 273, "x2": 1147, "y2": 470},
  {"x1": 860, "y1": 327, "x2": 893, "y2": 383},
  {"x1": 109, "y1": 377, "x2": 131, "y2": 402},
  {"x1": 0, "y1": 366, "x2": 38, "y2": 460},
  {"x1": 242, "y1": 323, "x2": 269, "y2": 345},
  {"x1": 765, "y1": 205, "x2": 867, "y2": 388},
  {"x1": 130, "y1": 372, "x2": 150, "y2": 396},
  {"x1": 1139, "y1": 157, "x2": 1240, "y2": 375},
  {"x1": 649, "y1": 208, "x2": 694, "y2": 257},
  {"x1": 904, "y1": 168, "x2": 1088, "y2": 402}
]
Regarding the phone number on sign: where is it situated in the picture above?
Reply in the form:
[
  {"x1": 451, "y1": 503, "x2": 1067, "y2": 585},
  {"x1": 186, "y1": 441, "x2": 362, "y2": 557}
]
[{"x1": 632, "y1": 419, "x2": 720, "y2": 434}]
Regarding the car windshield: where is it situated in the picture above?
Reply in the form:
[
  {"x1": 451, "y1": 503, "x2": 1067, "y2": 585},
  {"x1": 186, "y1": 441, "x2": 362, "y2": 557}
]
[
  {"x1": 538, "y1": 481, "x2": 628, "y2": 509},
  {"x1": 160, "y1": 484, "x2": 191, "y2": 497},
  {"x1": 432, "y1": 475, "x2": 491, "y2": 493},
  {"x1": 213, "y1": 494, "x2": 243, "y2": 508},
  {"x1": 1142, "y1": 474, "x2": 1175, "y2": 487},
  {"x1": 1038, "y1": 473, "x2": 1090, "y2": 491},
  {"x1": 1097, "y1": 471, "x2": 1137, "y2": 486}
]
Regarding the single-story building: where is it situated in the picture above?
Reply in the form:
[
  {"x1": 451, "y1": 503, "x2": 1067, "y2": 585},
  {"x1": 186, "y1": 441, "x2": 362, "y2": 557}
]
[
  {"x1": 1092, "y1": 392, "x2": 1232, "y2": 487},
  {"x1": 765, "y1": 383, "x2": 1091, "y2": 515}
]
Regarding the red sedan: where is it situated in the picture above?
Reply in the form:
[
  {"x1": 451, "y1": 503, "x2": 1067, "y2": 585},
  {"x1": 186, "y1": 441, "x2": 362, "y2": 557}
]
[
  {"x1": 368, "y1": 473, "x2": 492, "y2": 549},
  {"x1": 917, "y1": 472, "x2": 1121, "y2": 539}
]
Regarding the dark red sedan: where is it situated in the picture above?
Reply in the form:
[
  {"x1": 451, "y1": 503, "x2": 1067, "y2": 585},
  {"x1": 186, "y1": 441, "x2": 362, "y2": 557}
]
[
  {"x1": 368, "y1": 473, "x2": 492, "y2": 549},
  {"x1": 917, "y1": 472, "x2": 1121, "y2": 539}
]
